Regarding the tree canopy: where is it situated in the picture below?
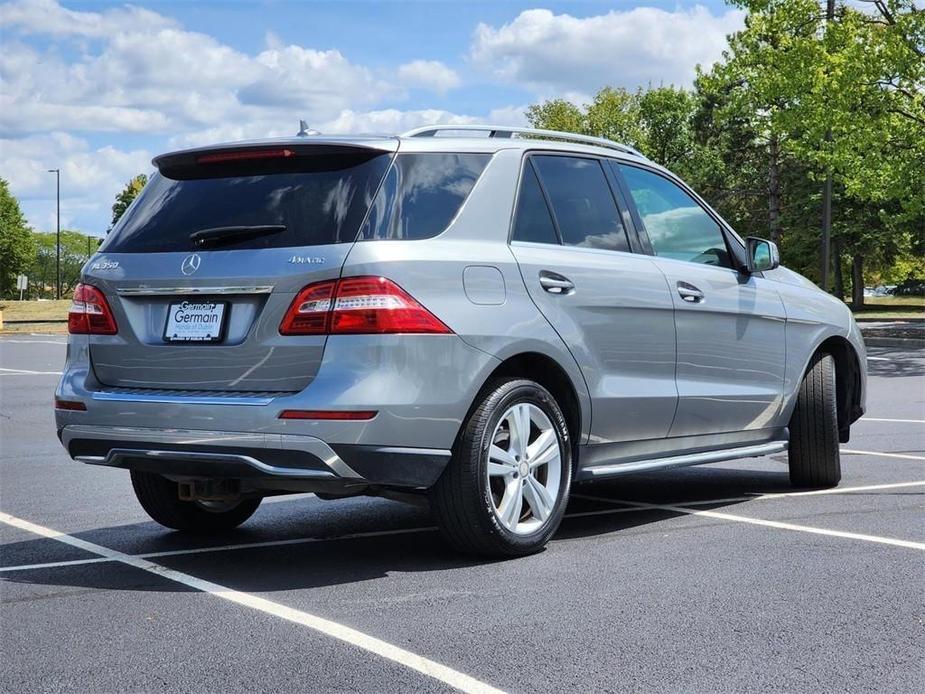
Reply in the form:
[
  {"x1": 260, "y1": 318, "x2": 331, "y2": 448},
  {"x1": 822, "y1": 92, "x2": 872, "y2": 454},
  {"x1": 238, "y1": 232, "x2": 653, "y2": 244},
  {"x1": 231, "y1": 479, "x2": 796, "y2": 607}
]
[
  {"x1": 0, "y1": 177, "x2": 35, "y2": 298},
  {"x1": 111, "y1": 173, "x2": 148, "y2": 227},
  {"x1": 526, "y1": 0, "x2": 924, "y2": 306}
]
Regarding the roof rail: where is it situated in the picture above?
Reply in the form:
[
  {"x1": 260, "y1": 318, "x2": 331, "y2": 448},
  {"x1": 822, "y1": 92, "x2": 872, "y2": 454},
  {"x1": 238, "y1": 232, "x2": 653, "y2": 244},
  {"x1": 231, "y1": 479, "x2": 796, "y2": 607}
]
[{"x1": 401, "y1": 124, "x2": 647, "y2": 159}]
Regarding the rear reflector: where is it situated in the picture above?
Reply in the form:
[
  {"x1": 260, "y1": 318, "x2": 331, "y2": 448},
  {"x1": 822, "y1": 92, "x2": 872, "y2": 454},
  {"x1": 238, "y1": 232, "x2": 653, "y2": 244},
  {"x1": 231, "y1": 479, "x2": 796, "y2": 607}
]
[
  {"x1": 54, "y1": 398, "x2": 86, "y2": 411},
  {"x1": 279, "y1": 410, "x2": 377, "y2": 421},
  {"x1": 197, "y1": 149, "x2": 295, "y2": 164},
  {"x1": 68, "y1": 284, "x2": 118, "y2": 335},
  {"x1": 279, "y1": 276, "x2": 451, "y2": 336}
]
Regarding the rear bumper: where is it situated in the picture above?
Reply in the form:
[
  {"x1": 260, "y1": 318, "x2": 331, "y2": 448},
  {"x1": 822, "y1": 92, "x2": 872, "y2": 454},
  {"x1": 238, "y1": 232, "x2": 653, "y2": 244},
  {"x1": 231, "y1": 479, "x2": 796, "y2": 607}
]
[{"x1": 60, "y1": 425, "x2": 451, "y2": 490}]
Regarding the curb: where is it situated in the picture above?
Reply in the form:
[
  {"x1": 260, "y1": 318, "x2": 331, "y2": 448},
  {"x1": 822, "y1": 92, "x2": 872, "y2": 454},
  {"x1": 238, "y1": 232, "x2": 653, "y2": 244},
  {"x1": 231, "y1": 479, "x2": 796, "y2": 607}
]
[{"x1": 863, "y1": 337, "x2": 925, "y2": 349}]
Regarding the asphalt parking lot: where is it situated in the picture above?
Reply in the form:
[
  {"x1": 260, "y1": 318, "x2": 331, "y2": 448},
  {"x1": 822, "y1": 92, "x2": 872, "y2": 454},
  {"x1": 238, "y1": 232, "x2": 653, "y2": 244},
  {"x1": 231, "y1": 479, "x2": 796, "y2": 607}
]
[{"x1": 1, "y1": 335, "x2": 923, "y2": 694}]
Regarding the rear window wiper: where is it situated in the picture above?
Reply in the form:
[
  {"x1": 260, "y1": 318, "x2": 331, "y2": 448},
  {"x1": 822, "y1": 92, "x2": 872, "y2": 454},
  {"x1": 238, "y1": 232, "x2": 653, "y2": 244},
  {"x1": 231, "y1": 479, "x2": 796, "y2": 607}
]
[{"x1": 190, "y1": 225, "x2": 286, "y2": 248}]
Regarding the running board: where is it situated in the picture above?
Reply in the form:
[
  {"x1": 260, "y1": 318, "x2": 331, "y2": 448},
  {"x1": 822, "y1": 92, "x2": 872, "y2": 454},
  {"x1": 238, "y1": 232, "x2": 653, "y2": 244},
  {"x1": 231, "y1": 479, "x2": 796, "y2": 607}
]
[{"x1": 579, "y1": 441, "x2": 788, "y2": 480}]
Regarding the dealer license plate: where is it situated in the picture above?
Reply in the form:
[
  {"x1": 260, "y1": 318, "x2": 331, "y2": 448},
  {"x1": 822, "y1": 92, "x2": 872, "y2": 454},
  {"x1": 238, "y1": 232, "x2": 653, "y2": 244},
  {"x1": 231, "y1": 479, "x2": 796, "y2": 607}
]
[{"x1": 164, "y1": 300, "x2": 227, "y2": 342}]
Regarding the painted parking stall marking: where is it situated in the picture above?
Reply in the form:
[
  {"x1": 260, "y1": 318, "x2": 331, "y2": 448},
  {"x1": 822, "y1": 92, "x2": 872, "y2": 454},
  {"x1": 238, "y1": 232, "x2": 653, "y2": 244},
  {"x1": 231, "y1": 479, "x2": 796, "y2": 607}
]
[
  {"x1": 3, "y1": 479, "x2": 923, "y2": 574},
  {"x1": 572, "y1": 493, "x2": 925, "y2": 551},
  {"x1": 0, "y1": 511, "x2": 506, "y2": 694}
]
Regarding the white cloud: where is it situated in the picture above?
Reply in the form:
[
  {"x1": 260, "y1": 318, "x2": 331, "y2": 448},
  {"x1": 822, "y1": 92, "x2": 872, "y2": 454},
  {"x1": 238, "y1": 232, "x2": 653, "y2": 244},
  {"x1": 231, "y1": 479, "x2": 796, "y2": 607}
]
[
  {"x1": 0, "y1": 0, "x2": 176, "y2": 38},
  {"x1": 469, "y1": 6, "x2": 744, "y2": 95},
  {"x1": 1, "y1": 132, "x2": 151, "y2": 232},
  {"x1": 0, "y1": 0, "x2": 403, "y2": 137},
  {"x1": 397, "y1": 60, "x2": 461, "y2": 94}
]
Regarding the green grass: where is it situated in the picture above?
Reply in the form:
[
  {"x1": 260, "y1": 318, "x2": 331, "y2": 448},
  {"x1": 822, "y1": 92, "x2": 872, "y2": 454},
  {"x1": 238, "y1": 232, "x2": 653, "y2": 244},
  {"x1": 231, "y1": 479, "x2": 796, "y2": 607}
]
[
  {"x1": 0, "y1": 299, "x2": 72, "y2": 321},
  {"x1": 850, "y1": 295, "x2": 925, "y2": 320}
]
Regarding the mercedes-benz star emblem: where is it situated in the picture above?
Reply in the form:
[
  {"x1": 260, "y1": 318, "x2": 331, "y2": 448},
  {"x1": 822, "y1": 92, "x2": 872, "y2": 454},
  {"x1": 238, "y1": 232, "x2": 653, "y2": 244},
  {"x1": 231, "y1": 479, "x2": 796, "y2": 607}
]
[{"x1": 180, "y1": 254, "x2": 201, "y2": 276}]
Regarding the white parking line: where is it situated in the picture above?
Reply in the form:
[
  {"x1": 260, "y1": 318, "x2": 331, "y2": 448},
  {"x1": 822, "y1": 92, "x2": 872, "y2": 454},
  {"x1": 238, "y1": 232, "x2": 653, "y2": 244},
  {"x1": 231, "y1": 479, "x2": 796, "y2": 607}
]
[
  {"x1": 0, "y1": 511, "x2": 505, "y2": 694},
  {"x1": 842, "y1": 449, "x2": 925, "y2": 461},
  {"x1": 0, "y1": 367, "x2": 62, "y2": 375},
  {"x1": 4, "y1": 480, "x2": 922, "y2": 575},
  {"x1": 859, "y1": 418, "x2": 925, "y2": 424},
  {"x1": 0, "y1": 339, "x2": 67, "y2": 345},
  {"x1": 572, "y1": 494, "x2": 925, "y2": 551}
]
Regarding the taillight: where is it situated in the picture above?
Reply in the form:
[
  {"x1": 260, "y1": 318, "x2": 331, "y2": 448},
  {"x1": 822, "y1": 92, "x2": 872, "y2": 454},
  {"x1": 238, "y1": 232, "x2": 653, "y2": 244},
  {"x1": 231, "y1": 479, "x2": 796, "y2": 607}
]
[
  {"x1": 68, "y1": 283, "x2": 118, "y2": 335},
  {"x1": 279, "y1": 276, "x2": 451, "y2": 336},
  {"x1": 279, "y1": 280, "x2": 336, "y2": 335}
]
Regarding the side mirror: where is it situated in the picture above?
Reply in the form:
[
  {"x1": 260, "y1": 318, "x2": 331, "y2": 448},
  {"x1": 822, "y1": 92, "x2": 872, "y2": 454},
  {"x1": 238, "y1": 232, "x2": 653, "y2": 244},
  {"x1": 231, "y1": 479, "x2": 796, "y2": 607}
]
[{"x1": 746, "y1": 237, "x2": 780, "y2": 273}]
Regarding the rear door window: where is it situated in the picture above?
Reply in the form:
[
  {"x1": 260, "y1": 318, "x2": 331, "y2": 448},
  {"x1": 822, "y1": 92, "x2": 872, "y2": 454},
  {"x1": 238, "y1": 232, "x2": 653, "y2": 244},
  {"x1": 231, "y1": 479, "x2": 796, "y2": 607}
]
[
  {"x1": 101, "y1": 150, "x2": 392, "y2": 253},
  {"x1": 532, "y1": 156, "x2": 630, "y2": 252},
  {"x1": 511, "y1": 162, "x2": 559, "y2": 245},
  {"x1": 617, "y1": 164, "x2": 731, "y2": 267},
  {"x1": 361, "y1": 153, "x2": 491, "y2": 241}
]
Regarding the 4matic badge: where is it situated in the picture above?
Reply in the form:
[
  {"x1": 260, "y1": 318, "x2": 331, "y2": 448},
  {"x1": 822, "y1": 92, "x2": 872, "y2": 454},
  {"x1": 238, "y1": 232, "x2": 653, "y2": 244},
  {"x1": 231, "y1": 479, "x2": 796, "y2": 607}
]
[{"x1": 288, "y1": 255, "x2": 326, "y2": 265}]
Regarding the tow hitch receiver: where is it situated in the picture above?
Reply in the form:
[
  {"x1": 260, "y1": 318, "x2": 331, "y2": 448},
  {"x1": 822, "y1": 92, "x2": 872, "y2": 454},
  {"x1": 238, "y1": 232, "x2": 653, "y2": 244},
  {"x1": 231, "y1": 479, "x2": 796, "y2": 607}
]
[{"x1": 177, "y1": 479, "x2": 241, "y2": 502}]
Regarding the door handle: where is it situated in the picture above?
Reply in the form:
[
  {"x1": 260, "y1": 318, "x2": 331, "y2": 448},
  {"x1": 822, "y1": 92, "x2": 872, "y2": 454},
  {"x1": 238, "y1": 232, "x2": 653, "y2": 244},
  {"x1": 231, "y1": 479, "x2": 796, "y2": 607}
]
[
  {"x1": 539, "y1": 271, "x2": 574, "y2": 294},
  {"x1": 677, "y1": 281, "x2": 704, "y2": 303}
]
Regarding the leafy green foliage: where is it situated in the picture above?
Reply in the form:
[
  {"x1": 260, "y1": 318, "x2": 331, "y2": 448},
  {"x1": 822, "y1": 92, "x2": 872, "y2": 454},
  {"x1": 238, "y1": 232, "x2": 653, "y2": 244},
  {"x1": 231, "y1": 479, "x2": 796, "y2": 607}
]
[
  {"x1": 526, "y1": 0, "x2": 924, "y2": 305},
  {"x1": 26, "y1": 230, "x2": 98, "y2": 299},
  {"x1": 0, "y1": 177, "x2": 35, "y2": 298},
  {"x1": 111, "y1": 173, "x2": 148, "y2": 227}
]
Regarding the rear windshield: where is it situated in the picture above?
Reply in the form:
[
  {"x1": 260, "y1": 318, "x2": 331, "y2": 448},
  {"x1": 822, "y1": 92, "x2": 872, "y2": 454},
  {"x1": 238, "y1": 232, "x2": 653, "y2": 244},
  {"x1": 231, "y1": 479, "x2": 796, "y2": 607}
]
[{"x1": 101, "y1": 150, "x2": 392, "y2": 253}]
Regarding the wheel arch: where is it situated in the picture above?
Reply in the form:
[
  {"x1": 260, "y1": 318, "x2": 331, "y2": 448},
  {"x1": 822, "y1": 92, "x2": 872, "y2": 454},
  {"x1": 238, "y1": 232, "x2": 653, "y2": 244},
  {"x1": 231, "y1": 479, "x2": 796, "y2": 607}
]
[
  {"x1": 475, "y1": 352, "x2": 587, "y2": 456},
  {"x1": 809, "y1": 336, "x2": 864, "y2": 442}
]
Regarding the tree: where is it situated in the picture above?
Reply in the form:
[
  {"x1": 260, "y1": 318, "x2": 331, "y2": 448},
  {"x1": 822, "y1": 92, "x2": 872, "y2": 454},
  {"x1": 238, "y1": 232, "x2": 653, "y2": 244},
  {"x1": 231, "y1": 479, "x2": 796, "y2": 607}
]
[
  {"x1": 714, "y1": 0, "x2": 924, "y2": 305},
  {"x1": 111, "y1": 174, "x2": 147, "y2": 227},
  {"x1": 27, "y1": 230, "x2": 96, "y2": 299},
  {"x1": 526, "y1": 86, "x2": 694, "y2": 167},
  {"x1": 0, "y1": 177, "x2": 35, "y2": 298}
]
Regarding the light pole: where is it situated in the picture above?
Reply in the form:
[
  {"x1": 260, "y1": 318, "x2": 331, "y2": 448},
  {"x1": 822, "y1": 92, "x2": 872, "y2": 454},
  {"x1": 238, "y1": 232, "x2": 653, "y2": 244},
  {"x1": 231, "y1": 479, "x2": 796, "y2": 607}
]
[
  {"x1": 47, "y1": 168, "x2": 61, "y2": 299},
  {"x1": 819, "y1": 0, "x2": 836, "y2": 294}
]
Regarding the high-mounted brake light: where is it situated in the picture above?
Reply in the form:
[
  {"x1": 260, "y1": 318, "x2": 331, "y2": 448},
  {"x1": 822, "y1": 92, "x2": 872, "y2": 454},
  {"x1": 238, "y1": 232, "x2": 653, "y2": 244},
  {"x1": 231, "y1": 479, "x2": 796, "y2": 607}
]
[
  {"x1": 279, "y1": 276, "x2": 452, "y2": 336},
  {"x1": 197, "y1": 149, "x2": 295, "y2": 164},
  {"x1": 68, "y1": 283, "x2": 118, "y2": 335}
]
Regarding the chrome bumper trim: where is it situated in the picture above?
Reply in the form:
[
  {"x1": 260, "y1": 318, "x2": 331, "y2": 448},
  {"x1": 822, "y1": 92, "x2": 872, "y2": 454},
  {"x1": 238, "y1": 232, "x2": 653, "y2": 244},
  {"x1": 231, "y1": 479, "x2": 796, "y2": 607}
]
[
  {"x1": 91, "y1": 391, "x2": 275, "y2": 406},
  {"x1": 116, "y1": 285, "x2": 274, "y2": 296},
  {"x1": 62, "y1": 425, "x2": 363, "y2": 480}
]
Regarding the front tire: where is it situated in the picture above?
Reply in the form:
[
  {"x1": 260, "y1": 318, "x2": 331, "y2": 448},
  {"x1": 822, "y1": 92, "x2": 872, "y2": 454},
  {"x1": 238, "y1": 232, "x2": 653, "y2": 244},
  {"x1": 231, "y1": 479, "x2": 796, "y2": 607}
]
[
  {"x1": 788, "y1": 353, "x2": 841, "y2": 488},
  {"x1": 131, "y1": 471, "x2": 261, "y2": 532},
  {"x1": 430, "y1": 378, "x2": 573, "y2": 557}
]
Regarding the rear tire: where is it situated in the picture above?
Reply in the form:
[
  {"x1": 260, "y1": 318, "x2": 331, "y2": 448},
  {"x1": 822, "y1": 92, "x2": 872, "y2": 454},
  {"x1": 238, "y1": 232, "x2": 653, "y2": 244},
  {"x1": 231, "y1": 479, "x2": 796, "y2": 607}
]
[
  {"x1": 430, "y1": 378, "x2": 572, "y2": 557},
  {"x1": 788, "y1": 353, "x2": 841, "y2": 488},
  {"x1": 131, "y1": 471, "x2": 261, "y2": 532}
]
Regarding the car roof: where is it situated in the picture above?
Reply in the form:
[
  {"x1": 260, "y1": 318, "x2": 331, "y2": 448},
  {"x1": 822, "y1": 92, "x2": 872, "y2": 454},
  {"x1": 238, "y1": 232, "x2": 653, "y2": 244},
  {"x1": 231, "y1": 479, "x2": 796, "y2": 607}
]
[{"x1": 152, "y1": 126, "x2": 662, "y2": 171}]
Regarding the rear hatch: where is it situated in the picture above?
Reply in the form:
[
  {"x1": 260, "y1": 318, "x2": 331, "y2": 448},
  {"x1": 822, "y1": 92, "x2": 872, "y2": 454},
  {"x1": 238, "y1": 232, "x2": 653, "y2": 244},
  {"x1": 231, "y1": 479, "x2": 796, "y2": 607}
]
[{"x1": 86, "y1": 141, "x2": 395, "y2": 393}]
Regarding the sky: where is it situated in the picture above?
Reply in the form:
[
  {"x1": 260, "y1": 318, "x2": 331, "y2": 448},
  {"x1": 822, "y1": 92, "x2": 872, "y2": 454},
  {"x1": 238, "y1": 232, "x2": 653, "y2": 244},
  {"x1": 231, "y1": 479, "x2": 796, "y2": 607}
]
[{"x1": 0, "y1": 0, "x2": 745, "y2": 237}]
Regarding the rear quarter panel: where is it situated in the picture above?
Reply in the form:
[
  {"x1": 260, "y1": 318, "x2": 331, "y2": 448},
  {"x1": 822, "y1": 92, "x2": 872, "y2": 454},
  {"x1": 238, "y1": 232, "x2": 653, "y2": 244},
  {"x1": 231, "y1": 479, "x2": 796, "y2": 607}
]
[{"x1": 341, "y1": 148, "x2": 593, "y2": 443}]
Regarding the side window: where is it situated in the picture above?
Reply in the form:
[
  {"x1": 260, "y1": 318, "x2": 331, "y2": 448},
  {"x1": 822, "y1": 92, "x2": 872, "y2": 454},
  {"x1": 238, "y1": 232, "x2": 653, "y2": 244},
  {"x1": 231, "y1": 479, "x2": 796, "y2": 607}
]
[
  {"x1": 511, "y1": 162, "x2": 559, "y2": 244},
  {"x1": 361, "y1": 153, "x2": 490, "y2": 241},
  {"x1": 532, "y1": 156, "x2": 630, "y2": 252},
  {"x1": 618, "y1": 164, "x2": 730, "y2": 267}
]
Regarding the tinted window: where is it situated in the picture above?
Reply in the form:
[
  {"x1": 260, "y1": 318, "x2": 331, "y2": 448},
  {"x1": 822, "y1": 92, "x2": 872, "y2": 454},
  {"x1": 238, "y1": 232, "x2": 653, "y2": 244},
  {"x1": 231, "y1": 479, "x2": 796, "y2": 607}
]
[
  {"x1": 102, "y1": 151, "x2": 392, "y2": 253},
  {"x1": 532, "y1": 156, "x2": 629, "y2": 252},
  {"x1": 361, "y1": 153, "x2": 490, "y2": 240},
  {"x1": 618, "y1": 164, "x2": 730, "y2": 267},
  {"x1": 511, "y1": 163, "x2": 558, "y2": 244}
]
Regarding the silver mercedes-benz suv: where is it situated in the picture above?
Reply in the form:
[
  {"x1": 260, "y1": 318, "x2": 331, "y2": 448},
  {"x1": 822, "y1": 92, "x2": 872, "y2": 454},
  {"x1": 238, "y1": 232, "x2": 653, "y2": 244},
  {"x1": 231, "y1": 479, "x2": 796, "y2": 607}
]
[{"x1": 55, "y1": 124, "x2": 866, "y2": 556}]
